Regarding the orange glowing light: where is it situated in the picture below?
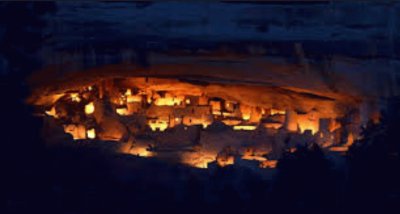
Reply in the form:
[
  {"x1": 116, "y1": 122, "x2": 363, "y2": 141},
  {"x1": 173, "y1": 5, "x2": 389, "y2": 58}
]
[
  {"x1": 154, "y1": 95, "x2": 183, "y2": 106},
  {"x1": 259, "y1": 160, "x2": 277, "y2": 168},
  {"x1": 148, "y1": 120, "x2": 168, "y2": 131},
  {"x1": 45, "y1": 106, "x2": 58, "y2": 118},
  {"x1": 87, "y1": 128, "x2": 96, "y2": 139},
  {"x1": 297, "y1": 112, "x2": 319, "y2": 135},
  {"x1": 270, "y1": 109, "x2": 286, "y2": 115},
  {"x1": 346, "y1": 133, "x2": 354, "y2": 146},
  {"x1": 194, "y1": 162, "x2": 209, "y2": 168},
  {"x1": 64, "y1": 124, "x2": 86, "y2": 140},
  {"x1": 127, "y1": 95, "x2": 142, "y2": 103},
  {"x1": 328, "y1": 119, "x2": 341, "y2": 132},
  {"x1": 182, "y1": 116, "x2": 212, "y2": 128},
  {"x1": 240, "y1": 105, "x2": 253, "y2": 120},
  {"x1": 263, "y1": 123, "x2": 283, "y2": 129},
  {"x1": 329, "y1": 146, "x2": 348, "y2": 152},
  {"x1": 84, "y1": 102, "x2": 95, "y2": 114},
  {"x1": 222, "y1": 112, "x2": 234, "y2": 117},
  {"x1": 29, "y1": 76, "x2": 358, "y2": 171},
  {"x1": 298, "y1": 122, "x2": 318, "y2": 135},
  {"x1": 125, "y1": 89, "x2": 132, "y2": 96},
  {"x1": 241, "y1": 113, "x2": 251, "y2": 120},
  {"x1": 70, "y1": 93, "x2": 81, "y2": 102},
  {"x1": 130, "y1": 146, "x2": 152, "y2": 157},
  {"x1": 233, "y1": 125, "x2": 257, "y2": 131},
  {"x1": 221, "y1": 119, "x2": 242, "y2": 126},
  {"x1": 217, "y1": 155, "x2": 235, "y2": 167},
  {"x1": 116, "y1": 107, "x2": 130, "y2": 116},
  {"x1": 242, "y1": 155, "x2": 267, "y2": 162},
  {"x1": 182, "y1": 152, "x2": 216, "y2": 168},
  {"x1": 210, "y1": 101, "x2": 221, "y2": 115}
]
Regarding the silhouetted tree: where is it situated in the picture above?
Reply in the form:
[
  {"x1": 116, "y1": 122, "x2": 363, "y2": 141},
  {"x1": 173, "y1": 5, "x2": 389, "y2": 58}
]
[
  {"x1": 272, "y1": 143, "x2": 338, "y2": 214},
  {"x1": 346, "y1": 97, "x2": 400, "y2": 213}
]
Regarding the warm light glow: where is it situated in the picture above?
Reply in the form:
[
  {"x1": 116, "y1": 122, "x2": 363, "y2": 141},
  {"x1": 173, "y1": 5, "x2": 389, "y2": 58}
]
[
  {"x1": 70, "y1": 93, "x2": 81, "y2": 102},
  {"x1": 233, "y1": 125, "x2": 257, "y2": 131},
  {"x1": 259, "y1": 160, "x2": 277, "y2": 168},
  {"x1": 154, "y1": 95, "x2": 183, "y2": 106},
  {"x1": 125, "y1": 89, "x2": 132, "y2": 96},
  {"x1": 242, "y1": 113, "x2": 251, "y2": 120},
  {"x1": 217, "y1": 155, "x2": 235, "y2": 167},
  {"x1": 130, "y1": 146, "x2": 152, "y2": 157},
  {"x1": 210, "y1": 101, "x2": 221, "y2": 115},
  {"x1": 45, "y1": 106, "x2": 58, "y2": 118},
  {"x1": 240, "y1": 105, "x2": 252, "y2": 120},
  {"x1": 263, "y1": 123, "x2": 282, "y2": 129},
  {"x1": 64, "y1": 124, "x2": 86, "y2": 140},
  {"x1": 198, "y1": 96, "x2": 208, "y2": 105},
  {"x1": 194, "y1": 162, "x2": 209, "y2": 168},
  {"x1": 242, "y1": 155, "x2": 267, "y2": 162},
  {"x1": 222, "y1": 112, "x2": 234, "y2": 117},
  {"x1": 182, "y1": 152, "x2": 215, "y2": 168},
  {"x1": 297, "y1": 112, "x2": 319, "y2": 135},
  {"x1": 329, "y1": 146, "x2": 348, "y2": 152},
  {"x1": 116, "y1": 107, "x2": 130, "y2": 116},
  {"x1": 212, "y1": 110, "x2": 221, "y2": 115},
  {"x1": 270, "y1": 109, "x2": 285, "y2": 115},
  {"x1": 346, "y1": 133, "x2": 354, "y2": 146},
  {"x1": 87, "y1": 128, "x2": 96, "y2": 139},
  {"x1": 182, "y1": 116, "x2": 212, "y2": 128},
  {"x1": 127, "y1": 95, "x2": 142, "y2": 103},
  {"x1": 84, "y1": 102, "x2": 95, "y2": 114},
  {"x1": 148, "y1": 120, "x2": 168, "y2": 131},
  {"x1": 222, "y1": 119, "x2": 242, "y2": 126},
  {"x1": 30, "y1": 76, "x2": 358, "y2": 171},
  {"x1": 298, "y1": 122, "x2": 318, "y2": 135},
  {"x1": 328, "y1": 119, "x2": 341, "y2": 132}
]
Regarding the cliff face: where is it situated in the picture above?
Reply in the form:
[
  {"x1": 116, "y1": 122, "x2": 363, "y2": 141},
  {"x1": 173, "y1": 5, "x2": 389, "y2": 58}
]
[
  {"x1": 2, "y1": 2, "x2": 399, "y2": 85},
  {"x1": 26, "y1": 2, "x2": 399, "y2": 101}
]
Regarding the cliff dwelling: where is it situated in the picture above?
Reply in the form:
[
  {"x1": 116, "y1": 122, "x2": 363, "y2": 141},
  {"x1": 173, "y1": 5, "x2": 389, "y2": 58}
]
[{"x1": 27, "y1": 62, "x2": 380, "y2": 169}]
